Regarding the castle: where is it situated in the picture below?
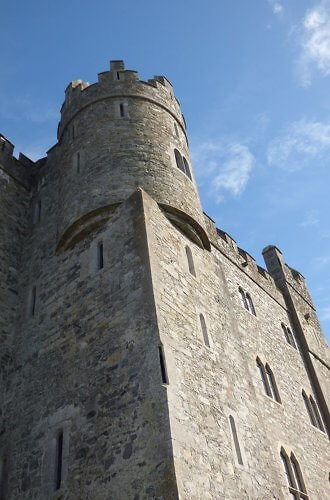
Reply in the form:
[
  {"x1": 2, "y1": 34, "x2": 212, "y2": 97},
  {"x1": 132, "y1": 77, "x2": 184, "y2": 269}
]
[{"x1": 0, "y1": 60, "x2": 328, "y2": 499}]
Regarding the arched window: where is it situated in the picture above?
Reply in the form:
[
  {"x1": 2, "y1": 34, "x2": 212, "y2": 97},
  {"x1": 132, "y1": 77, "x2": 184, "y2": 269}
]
[
  {"x1": 239, "y1": 287, "x2": 248, "y2": 310},
  {"x1": 229, "y1": 415, "x2": 243, "y2": 465},
  {"x1": 265, "y1": 364, "x2": 281, "y2": 403},
  {"x1": 183, "y1": 157, "x2": 192, "y2": 180},
  {"x1": 256, "y1": 358, "x2": 281, "y2": 403},
  {"x1": 302, "y1": 390, "x2": 324, "y2": 432},
  {"x1": 199, "y1": 314, "x2": 210, "y2": 347},
  {"x1": 280, "y1": 448, "x2": 308, "y2": 499},
  {"x1": 97, "y1": 242, "x2": 104, "y2": 270},
  {"x1": 185, "y1": 245, "x2": 196, "y2": 277},
  {"x1": 281, "y1": 323, "x2": 297, "y2": 349},
  {"x1": 246, "y1": 293, "x2": 256, "y2": 316},
  {"x1": 256, "y1": 357, "x2": 271, "y2": 397},
  {"x1": 174, "y1": 149, "x2": 185, "y2": 173},
  {"x1": 238, "y1": 287, "x2": 256, "y2": 316}
]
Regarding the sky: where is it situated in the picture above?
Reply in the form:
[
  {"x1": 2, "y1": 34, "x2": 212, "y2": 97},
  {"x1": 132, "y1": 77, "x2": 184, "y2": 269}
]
[{"x1": 0, "y1": 0, "x2": 329, "y2": 342}]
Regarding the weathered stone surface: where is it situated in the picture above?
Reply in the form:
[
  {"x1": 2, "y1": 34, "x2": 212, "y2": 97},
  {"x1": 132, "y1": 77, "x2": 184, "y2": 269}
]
[{"x1": 0, "y1": 62, "x2": 328, "y2": 499}]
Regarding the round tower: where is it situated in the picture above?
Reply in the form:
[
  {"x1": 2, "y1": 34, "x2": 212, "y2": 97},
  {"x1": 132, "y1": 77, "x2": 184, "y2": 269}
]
[{"x1": 55, "y1": 60, "x2": 209, "y2": 252}]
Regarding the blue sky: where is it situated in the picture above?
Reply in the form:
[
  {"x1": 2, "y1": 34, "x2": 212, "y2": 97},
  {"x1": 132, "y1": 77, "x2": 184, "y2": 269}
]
[{"x1": 1, "y1": 0, "x2": 329, "y2": 342}]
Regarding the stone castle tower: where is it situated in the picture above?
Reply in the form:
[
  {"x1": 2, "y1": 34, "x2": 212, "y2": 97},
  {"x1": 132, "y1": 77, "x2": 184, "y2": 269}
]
[{"x1": 0, "y1": 60, "x2": 329, "y2": 499}]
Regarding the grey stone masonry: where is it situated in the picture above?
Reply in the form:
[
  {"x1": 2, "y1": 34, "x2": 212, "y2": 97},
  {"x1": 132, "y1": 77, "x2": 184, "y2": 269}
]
[{"x1": 0, "y1": 61, "x2": 328, "y2": 499}]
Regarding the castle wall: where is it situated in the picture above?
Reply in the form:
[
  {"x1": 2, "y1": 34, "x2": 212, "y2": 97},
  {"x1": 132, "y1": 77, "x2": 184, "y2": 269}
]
[
  {"x1": 2, "y1": 183, "x2": 179, "y2": 499},
  {"x1": 143, "y1": 191, "x2": 329, "y2": 499}
]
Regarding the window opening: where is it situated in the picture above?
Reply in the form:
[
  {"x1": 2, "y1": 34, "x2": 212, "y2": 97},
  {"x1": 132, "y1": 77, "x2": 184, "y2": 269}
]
[
  {"x1": 31, "y1": 286, "x2": 37, "y2": 317},
  {"x1": 76, "y1": 152, "x2": 80, "y2": 173},
  {"x1": 174, "y1": 122, "x2": 179, "y2": 137},
  {"x1": 97, "y1": 242, "x2": 104, "y2": 270},
  {"x1": 281, "y1": 323, "x2": 297, "y2": 348},
  {"x1": 229, "y1": 415, "x2": 243, "y2": 465},
  {"x1": 0, "y1": 457, "x2": 7, "y2": 500},
  {"x1": 265, "y1": 364, "x2": 281, "y2": 403},
  {"x1": 174, "y1": 149, "x2": 185, "y2": 173},
  {"x1": 239, "y1": 287, "x2": 248, "y2": 310},
  {"x1": 185, "y1": 246, "x2": 196, "y2": 277},
  {"x1": 199, "y1": 314, "x2": 210, "y2": 347},
  {"x1": 158, "y1": 345, "x2": 168, "y2": 384},
  {"x1": 256, "y1": 358, "x2": 271, "y2": 397},
  {"x1": 246, "y1": 293, "x2": 256, "y2": 316},
  {"x1": 119, "y1": 103, "x2": 125, "y2": 117},
  {"x1": 183, "y1": 157, "x2": 192, "y2": 180},
  {"x1": 55, "y1": 431, "x2": 63, "y2": 491},
  {"x1": 117, "y1": 71, "x2": 120, "y2": 80},
  {"x1": 72, "y1": 124, "x2": 75, "y2": 139},
  {"x1": 309, "y1": 397, "x2": 324, "y2": 432},
  {"x1": 280, "y1": 448, "x2": 308, "y2": 499}
]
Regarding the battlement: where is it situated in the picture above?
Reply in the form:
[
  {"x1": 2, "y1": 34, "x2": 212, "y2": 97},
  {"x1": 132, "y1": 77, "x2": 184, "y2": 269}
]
[
  {"x1": 58, "y1": 60, "x2": 183, "y2": 140},
  {"x1": 0, "y1": 134, "x2": 37, "y2": 187}
]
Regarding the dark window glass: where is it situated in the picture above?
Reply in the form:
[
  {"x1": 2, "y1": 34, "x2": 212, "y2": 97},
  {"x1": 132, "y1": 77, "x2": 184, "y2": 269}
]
[
  {"x1": 97, "y1": 242, "x2": 104, "y2": 270},
  {"x1": 174, "y1": 149, "x2": 185, "y2": 173},
  {"x1": 183, "y1": 157, "x2": 192, "y2": 180},
  {"x1": 31, "y1": 286, "x2": 37, "y2": 317},
  {"x1": 55, "y1": 431, "x2": 63, "y2": 491},
  {"x1": 158, "y1": 345, "x2": 168, "y2": 384},
  {"x1": 120, "y1": 103, "x2": 125, "y2": 117}
]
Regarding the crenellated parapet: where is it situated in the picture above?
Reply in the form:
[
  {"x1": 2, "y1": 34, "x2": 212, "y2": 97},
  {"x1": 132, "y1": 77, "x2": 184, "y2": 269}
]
[
  {"x1": 0, "y1": 134, "x2": 36, "y2": 189},
  {"x1": 58, "y1": 60, "x2": 186, "y2": 141}
]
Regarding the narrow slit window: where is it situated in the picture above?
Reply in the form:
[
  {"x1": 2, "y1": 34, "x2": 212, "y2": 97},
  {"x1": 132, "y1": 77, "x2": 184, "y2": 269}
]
[
  {"x1": 55, "y1": 431, "x2": 63, "y2": 491},
  {"x1": 309, "y1": 397, "x2": 324, "y2": 432},
  {"x1": 290, "y1": 454, "x2": 307, "y2": 495},
  {"x1": 117, "y1": 71, "x2": 120, "y2": 80},
  {"x1": 174, "y1": 122, "x2": 179, "y2": 137},
  {"x1": 119, "y1": 103, "x2": 125, "y2": 117},
  {"x1": 256, "y1": 358, "x2": 271, "y2": 397},
  {"x1": 229, "y1": 415, "x2": 243, "y2": 465},
  {"x1": 174, "y1": 149, "x2": 185, "y2": 173},
  {"x1": 158, "y1": 345, "x2": 168, "y2": 384},
  {"x1": 281, "y1": 323, "x2": 297, "y2": 348},
  {"x1": 199, "y1": 314, "x2": 210, "y2": 347},
  {"x1": 0, "y1": 457, "x2": 7, "y2": 499},
  {"x1": 31, "y1": 286, "x2": 37, "y2": 317},
  {"x1": 72, "y1": 124, "x2": 75, "y2": 139},
  {"x1": 183, "y1": 157, "x2": 192, "y2": 180},
  {"x1": 239, "y1": 287, "x2": 248, "y2": 310},
  {"x1": 265, "y1": 364, "x2": 281, "y2": 403},
  {"x1": 246, "y1": 293, "x2": 256, "y2": 316},
  {"x1": 185, "y1": 245, "x2": 196, "y2": 277},
  {"x1": 97, "y1": 242, "x2": 104, "y2": 270},
  {"x1": 302, "y1": 390, "x2": 316, "y2": 426},
  {"x1": 76, "y1": 152, "x2": 81, "y2": 173}
]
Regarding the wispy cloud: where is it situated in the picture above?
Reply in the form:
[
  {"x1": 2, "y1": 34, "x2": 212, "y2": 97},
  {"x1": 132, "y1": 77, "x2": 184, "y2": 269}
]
[
  {"x1": 191, "y1": 140, "x2": 255, "y2": 202},
  {"x1": 300, "y1": 211, "x2": 320, "y2": 227},
  {"x1": 273, "y1": 3, "x2": 284, "y2": 16},
  {"x1": 267, "y1": 119, "x2": 330, "y2": 171},
  {"x1": 298, "y1": 1, "x2": 330, "y2": 86},
  {"x1": 319, "y1": 303, "x2": 330, "y2": 321},
  {"x1": 313, "y1": 255, "x2": 330, "y2": 267}
]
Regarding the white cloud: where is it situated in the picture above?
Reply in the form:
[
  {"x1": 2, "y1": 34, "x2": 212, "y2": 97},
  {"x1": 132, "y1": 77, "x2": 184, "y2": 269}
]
[
  {"x1": 273, "y1": 3, "x2": 284, "y2": 16},
  {"x1": 267, "y1": 119, "x2": 330, "y2": 171},
  {"x1": 313, "y1": 255, "x2": 330, "y2": 267},
  {"x1": 298, "y1": 1, "x2": 330, "y2": 86},
  {"x1": 191, "y1": 140, "x2": 255, "y2": 202},
  {"x1": 300, "y1": 211, "x2": 320, "y2": 227}
]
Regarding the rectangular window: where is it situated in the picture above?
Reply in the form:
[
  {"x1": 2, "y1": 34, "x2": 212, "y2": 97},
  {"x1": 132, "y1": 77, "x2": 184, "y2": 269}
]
[
  {"x1": 229, "y1": 415, "x2": 243, "y2": 465},
  {"x1": 97, "y1": 242, "x2": 104, "y2": 270},
  {"x1": 55, "y1": 431, "x2": 63, "y2": 491},
  {"x1": 119, "y1": 103, "x2": 125, "y2": 117},
  {"x1": 31, "y1": 286, "x2": 37, "y2": 317},
  {"x1": 158, "y1": 345, "x2": 168, "y2": 385}
]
